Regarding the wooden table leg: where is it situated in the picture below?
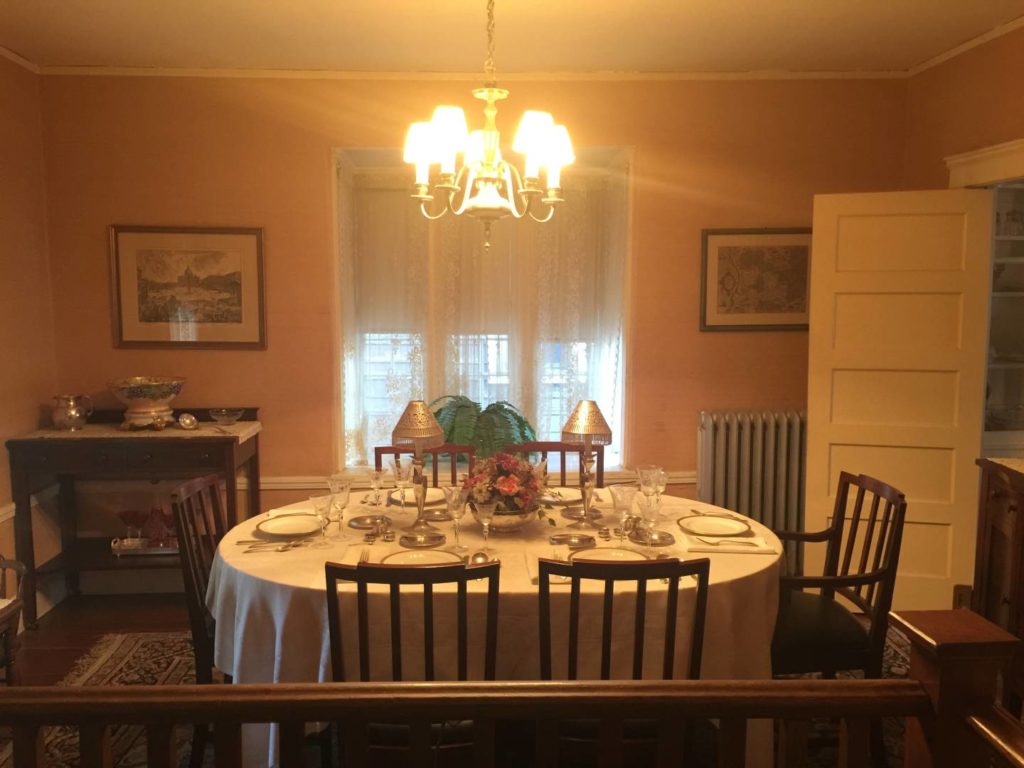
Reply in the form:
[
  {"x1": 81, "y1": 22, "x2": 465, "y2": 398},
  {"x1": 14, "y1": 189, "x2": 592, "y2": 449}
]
[
  {"x1": 58, "y1": 476, "x2": 79, "y2": 596},
  {"x1": 247, "y1": 436, "x2": 260, "y2": 519},
  {"x1": 10, "y1": 467, "x2": 37, "y2": 629}
]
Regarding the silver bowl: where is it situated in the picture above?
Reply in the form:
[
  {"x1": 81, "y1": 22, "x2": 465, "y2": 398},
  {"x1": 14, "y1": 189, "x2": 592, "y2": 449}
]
[
  {"x1": 108, "y1": 376, "x2": 185, "y2": 429},
  {"x1": 472, "y1": 504, "x2": 538, "y2": 534}
]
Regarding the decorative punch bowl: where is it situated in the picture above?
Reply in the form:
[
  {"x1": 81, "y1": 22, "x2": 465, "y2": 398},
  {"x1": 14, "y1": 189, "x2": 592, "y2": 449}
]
[{"x1": 108, "y1": 376, "x2": 185, "y2": 429}]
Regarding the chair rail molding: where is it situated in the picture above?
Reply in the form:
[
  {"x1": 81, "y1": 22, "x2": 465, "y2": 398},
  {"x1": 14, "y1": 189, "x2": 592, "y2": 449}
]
[{"x1": 946, "y1": 138, "x2": 1024, "y2": 188}]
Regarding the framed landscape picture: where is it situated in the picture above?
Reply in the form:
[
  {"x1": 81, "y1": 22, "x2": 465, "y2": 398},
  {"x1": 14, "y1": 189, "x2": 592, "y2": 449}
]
[
  {"x1": 110, "y1": 225, "x2": 266, "y2": 349},
  {"x1": 700, "y1": 227, "x2": 812, "y2": 331}
]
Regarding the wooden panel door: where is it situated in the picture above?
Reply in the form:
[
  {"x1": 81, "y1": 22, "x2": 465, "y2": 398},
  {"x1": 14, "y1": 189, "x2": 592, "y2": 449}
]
[{"x1": 807, "y1": 189, "x2": 993, "y2": 609}]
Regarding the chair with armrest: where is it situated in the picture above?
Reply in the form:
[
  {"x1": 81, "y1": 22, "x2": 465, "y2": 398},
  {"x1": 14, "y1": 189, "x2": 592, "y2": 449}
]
[
  {"x1": 771, "y1": 471, "x2": 906, "y2": 768},
  {"x1": 170, "y1": 475, "x2": 231, "y2": 768},
  {"x1": 374, "y1": 443, "x2": 476, "y2": 486},
  {"x1": 503, "y1": 442, "x2": 605, "y2": 488},
  {"x1": 537, "y1": 556, "x2": 713, "y2": 767},
  {"x1": 325, "y1": 559, "x2": 500, "y2": 766},
  {"x1": 0, "y1": 557, "x2": 25, "y2": 686}
]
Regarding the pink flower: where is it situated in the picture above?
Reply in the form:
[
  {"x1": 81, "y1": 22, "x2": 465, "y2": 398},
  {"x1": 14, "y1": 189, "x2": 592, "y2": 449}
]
[
  {"x1": 495, "y1": 474, "x2": 521, "y2": 497},
  {"x1": 497, "y1": 453, "x2": 521, "y2": 473}
]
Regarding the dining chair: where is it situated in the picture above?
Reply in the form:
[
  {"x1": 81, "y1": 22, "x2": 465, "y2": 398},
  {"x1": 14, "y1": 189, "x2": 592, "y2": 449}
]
[
  {"x1": 170, "y1": 474, "x2": 231, "y2": 768},
  {"x1": 537, "y1": 556, "x2": 712, "y2": 767},
  {"x1": 0, "y1": 557, "x2": 26, "y2": 686},
  {"x1": 770, "y1": 471, "x2": 907, "y2": 767},
  {"x1": 325, "y1": 560, "x2": 501, "y2": 766},
  {"x1": 374, "y1": 443, "x2": 476, "y2": 486},
  {"x1": 503, "y1": 442, "x2": 606, "y2": 488}
]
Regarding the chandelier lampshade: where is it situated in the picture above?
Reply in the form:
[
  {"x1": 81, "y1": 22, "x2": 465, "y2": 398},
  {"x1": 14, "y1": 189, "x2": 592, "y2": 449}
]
[{"x1": 403, "y1": 0, "x2": 574, "y2": 243}]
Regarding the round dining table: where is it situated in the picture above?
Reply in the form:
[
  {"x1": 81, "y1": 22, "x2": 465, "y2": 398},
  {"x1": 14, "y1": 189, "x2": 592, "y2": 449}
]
[{"x1": 207, "y1": 491, "x2": 782, "y2": 768}]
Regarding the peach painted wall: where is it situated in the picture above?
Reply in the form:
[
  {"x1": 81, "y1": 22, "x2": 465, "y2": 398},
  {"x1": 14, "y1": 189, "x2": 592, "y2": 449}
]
[
  {"x1": 0, "y1": 57, "x2": 57, "y2": 550},
  {"x1": 904, "y1": 25, "x2": 1024, "y2": 189},
  {"x1": 35, "y1": 75, "x2": 907, "y2": 492}
]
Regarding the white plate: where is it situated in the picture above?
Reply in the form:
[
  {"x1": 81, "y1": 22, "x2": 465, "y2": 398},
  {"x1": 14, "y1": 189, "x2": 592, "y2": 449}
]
[
  {"x1": 676, "y1": 515, "x2": 751, "y2": 537},
  {"x1": 569, "y1": 547, "x2": 650, "y2": 562},
  {"x1": 542, "y1": 487, "x2": 583, "y2": 505},
  {"x1": 388, "y1": 487, "x2": 446, "y2": 506},
  {"x1": 381, "y1": 549, "x2": 463, "y2": 566},
  {"x1": 256, "y1": 514, "x2": 322, "y2": 539}
]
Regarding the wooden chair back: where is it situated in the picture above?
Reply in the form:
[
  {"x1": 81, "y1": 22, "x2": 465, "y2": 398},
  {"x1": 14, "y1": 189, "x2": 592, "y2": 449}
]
[
  {"x1": 825, "y1": 472, "x2": 907, "y2": 656},
  {"x1": 373, "y1": 444, "x2": 476, "y2": 486},
  {"x1": 538, "y1": 557, "x2": 710, "y2": 681},
  {"x1": 503, "y1": 441, "x2": 606, "y2": 488},
  {"x1": 0, "y1": 558, "x2": 25, "y2": 685},
  {"x1": 170, "y1": 475, "x2": 227, "y2": 685},
  {"x1": 325, "y1": 561, "x2": 500, "y2": 682}
]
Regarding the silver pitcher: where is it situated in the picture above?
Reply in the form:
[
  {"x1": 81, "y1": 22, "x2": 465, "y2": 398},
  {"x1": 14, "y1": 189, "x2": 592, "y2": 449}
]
[{"x1": 52, "y1": 394, "x2": 93, "y2": 431}]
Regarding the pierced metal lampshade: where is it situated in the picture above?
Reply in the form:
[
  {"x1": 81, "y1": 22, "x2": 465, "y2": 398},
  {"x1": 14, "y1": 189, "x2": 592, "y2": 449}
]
[
  {"x1": 392, "y1": 400, "x2": 445, "y2": 451},
  {"x1": 561, "y1": 400, "x2": 612, "y2": 445}
]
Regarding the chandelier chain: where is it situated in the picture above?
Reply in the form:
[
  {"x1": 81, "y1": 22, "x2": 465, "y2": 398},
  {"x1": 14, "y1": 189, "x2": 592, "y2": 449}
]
[{"x1": 484, "y1": 0, "x2": 496, "y2": 85}]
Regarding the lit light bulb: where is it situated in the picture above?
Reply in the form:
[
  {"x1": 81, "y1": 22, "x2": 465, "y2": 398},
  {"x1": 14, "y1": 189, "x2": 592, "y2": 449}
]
[
  {"x1": 430, "y1": 106, "x2": 469, "y2": 176},
  {"x1": 543, "y1": 125, "x2": 575, "y2": 189},
  {"x1": 513, "y1": 110, "x2": 555, "y2": 179},
  {"x1": 403, "y1": 122, "x2": 435, "y2": 185}
]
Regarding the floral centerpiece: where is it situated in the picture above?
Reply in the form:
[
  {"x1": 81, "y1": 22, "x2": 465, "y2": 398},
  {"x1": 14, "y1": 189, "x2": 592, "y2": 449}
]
[{"x1": 464, "y1": 452, "x2": 544, "y2": 532}]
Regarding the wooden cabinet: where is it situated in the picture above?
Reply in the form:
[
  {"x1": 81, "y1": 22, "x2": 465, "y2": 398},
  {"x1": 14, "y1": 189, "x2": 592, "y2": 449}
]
[
  {"x1": 6, "y1": 417, "x2": 262, "y2": 627},
  {"x1": 974, "y1": 457, "x2": 1024, "y2": 708}
]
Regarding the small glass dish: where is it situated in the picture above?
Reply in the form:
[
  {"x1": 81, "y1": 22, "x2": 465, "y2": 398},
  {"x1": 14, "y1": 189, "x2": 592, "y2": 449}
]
[{"x1": 209, "y1": 408, "x2": 244, "y2": 426}]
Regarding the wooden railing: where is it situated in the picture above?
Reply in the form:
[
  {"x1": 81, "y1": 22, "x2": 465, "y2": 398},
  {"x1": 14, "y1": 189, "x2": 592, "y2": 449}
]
[{"x1": 0, "y1": 608, "x2": 1020, "y2": 768}]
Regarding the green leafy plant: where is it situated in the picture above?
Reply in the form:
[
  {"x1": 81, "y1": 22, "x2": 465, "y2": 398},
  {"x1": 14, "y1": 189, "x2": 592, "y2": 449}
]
[{"x1": 430, "y1": 395, "x2": 537, "y2": 458}]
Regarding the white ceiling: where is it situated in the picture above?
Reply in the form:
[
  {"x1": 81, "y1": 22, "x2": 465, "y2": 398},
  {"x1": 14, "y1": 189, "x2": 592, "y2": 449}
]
[{"x1": 2, "y1": 0, "x2": 1024, "y2": 75}]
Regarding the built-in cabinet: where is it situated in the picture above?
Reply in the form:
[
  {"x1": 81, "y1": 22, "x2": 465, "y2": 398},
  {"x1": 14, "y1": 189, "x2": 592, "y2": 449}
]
[
  {"x1": 974, "y1": 457, "x2": 1024, "y2": 710},
  {"x1": 984, "y1": 185, "x2": 1024, "y2": 456}
]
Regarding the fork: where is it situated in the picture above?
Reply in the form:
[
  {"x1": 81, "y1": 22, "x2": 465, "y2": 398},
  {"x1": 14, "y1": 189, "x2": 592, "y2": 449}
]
[
  {"x1": 359, "y1": 547, "x2": 370, "y2": 563},
  {"x1": 695, "y1": 536, "x2": 760, "y2": 547}
]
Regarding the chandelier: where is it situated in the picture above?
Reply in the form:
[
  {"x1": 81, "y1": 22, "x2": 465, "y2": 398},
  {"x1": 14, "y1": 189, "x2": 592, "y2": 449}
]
[{"x1": 403, "y1": 0, "x2": 574, "y2": 243}]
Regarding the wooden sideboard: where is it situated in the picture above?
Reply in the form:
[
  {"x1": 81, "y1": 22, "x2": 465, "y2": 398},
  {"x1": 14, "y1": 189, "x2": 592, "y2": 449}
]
[
  {"x1": 5, "y1": 412, "x2": 261, "y2": 627},
  {"x1": 974, "y1": 457, "x2": 1024, "y2": 710}
]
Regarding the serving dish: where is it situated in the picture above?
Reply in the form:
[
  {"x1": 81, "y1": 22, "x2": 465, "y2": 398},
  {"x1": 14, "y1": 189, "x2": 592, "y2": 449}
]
[
  {"x1": 209, "y1": 408, "x2": 244, "y2": 425},
  {"x1": 108, "y1": 376, "x2": 185, "y2": 429}
]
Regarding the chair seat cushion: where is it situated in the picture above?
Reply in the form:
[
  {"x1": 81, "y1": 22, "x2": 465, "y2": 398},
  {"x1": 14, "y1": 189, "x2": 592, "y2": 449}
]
[{"x1": 771, "y1": 590, "x2": 870, "y2": 675}]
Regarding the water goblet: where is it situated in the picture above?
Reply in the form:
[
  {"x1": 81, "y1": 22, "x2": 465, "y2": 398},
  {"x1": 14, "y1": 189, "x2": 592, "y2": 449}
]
[
  {"x1": 389, "y1": 458, "x2": 414, "y2": 508},
  {"x1": 636, "y1": 464, "x2": 662, "y2": 512},
  {"x1": 326, "y1": 479, "x2": 351, "y2": 539},
  {"x1": 442, "y1": 485, "x2": 469, "y2": 554},
  {"x1": 655, "y1": 469, "x2": 668, "y2": 510},
  {"x1": 309, "y1": 495, "x2": 333, "y2": 548},
  {"x1": 608, "y1": 483, "x2": 639, "y2": 544},
  {"x1": 474, "y1": 501, "x2": 497, "y2": 558}
]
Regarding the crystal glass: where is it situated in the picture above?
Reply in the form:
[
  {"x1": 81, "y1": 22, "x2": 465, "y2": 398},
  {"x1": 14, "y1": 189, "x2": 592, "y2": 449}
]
[
  {"x1": 442, "y1": 484, "x2": 469, "y2": 553},
  {"x1": 655, "y1": 469, "x2": 668, "y2": 504},
  {"x1": 475, "y1": 500, "x2": 497, "y2": 557},
  {"x1": 639, "y1": 493, "x2": 661, "y2": 552},
  {"x1": 608, "y1": 483, "x2": 639, "y2": 544},
  {"x1": 636, "y1": 464, "x2": 662, "y2": 508},
  {"x1": 389, "y1": 458, "x2": 415, "y2": 507},
  {"x1": 368, "y1": 469, "x2": 386, "y2": 508},
  {"x1": 309, "y1": 495, "x2": 332, "y2": 548},
  {"x1": 326, "y1": 477, "x2": 351, "y2": 538}
]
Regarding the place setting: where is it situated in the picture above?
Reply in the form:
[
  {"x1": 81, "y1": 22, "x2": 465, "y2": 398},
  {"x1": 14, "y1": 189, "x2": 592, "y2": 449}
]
[{"x1": 675, "y1": 506, "x2": 778, "y2": 554}]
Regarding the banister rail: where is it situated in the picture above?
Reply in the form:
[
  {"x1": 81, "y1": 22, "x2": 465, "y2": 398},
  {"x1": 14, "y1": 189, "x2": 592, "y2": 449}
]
[{"x1": 968, "y1": 706, "x2": 1024, "y2": 768}]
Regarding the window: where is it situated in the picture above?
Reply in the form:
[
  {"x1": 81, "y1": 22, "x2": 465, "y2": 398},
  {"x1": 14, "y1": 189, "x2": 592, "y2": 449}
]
[{"x1": 338, "y1": 151, "x2": 629, "y2": 468}]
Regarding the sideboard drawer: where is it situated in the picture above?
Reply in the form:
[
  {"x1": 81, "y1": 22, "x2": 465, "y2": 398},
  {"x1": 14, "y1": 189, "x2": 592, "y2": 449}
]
[
  {"x1": 19, "y1": 444, "x2": 127, "y2": 472},
  {"x1": 125, "y1": 444, "x2": 226, "y2": 472}
]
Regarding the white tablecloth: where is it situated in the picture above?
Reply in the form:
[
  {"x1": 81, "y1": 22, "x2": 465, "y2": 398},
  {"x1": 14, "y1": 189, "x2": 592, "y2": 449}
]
[{"x1": 207, "y1": 494, "x2": 781, "y2": 767}]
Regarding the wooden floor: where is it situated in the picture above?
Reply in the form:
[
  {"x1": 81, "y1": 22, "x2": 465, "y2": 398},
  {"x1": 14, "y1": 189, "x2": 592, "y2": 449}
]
[{"x1": 15, "y1": 593, "x2": 189, "y2": 686}]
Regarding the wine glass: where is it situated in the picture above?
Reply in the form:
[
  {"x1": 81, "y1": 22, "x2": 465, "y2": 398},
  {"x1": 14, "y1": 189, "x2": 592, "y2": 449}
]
[
  {"x1": 636, "y1": 464, "x2": 662, "y2": 511},
  {"x1": 326, "y1": 478, "x2": 351, "y2": 539},
  {"x1": 309, "y1": 495, "x2": 332, "y2": 548},
  {"x1": 639, "y1": 493, "x2": 661, "y2": 553},
  {"x1": 655, "y1": 469, "x2": 668, "y2": 517},
  {"x1": 442, "y1": 485, "x2": 469, "y2": 554},
  {"x1": 368, "y1": 469, "x2": 386, "y2": 508},
  {"x1": 389, "y1": 458, "x2": 414, "y2": 508},
  {"x1": 608, "y1": 483, "x2": 639, "y2": 544},
  {"x1": 475, "y1": 501, "x2": 497, "y2": 558}
]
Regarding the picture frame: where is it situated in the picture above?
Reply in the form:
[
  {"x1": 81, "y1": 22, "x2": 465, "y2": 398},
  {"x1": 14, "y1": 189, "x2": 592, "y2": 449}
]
[
  {"x1": 700, "y1": 227, "x2": 812, "y2": 331},
  {"x1": 109, "y1": 225, "x2": 266, "y2": 349}
]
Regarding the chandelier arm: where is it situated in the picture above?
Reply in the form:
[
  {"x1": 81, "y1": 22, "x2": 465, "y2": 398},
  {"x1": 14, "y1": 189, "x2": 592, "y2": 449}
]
[
  {"x1": 503, "y1": 163, "x2": 528, "y2": 219},
  {"x1": 527, "y1": 204, "x2": 557, "y2": 224},
  {"x1": 419, "y1": 199, "x2": 451, "y2": 221}
]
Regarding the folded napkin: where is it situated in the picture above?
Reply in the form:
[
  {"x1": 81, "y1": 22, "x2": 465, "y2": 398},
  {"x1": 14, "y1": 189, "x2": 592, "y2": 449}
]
[{"x1": 679, "y1": 531, "x2": 778, "y2": 555}]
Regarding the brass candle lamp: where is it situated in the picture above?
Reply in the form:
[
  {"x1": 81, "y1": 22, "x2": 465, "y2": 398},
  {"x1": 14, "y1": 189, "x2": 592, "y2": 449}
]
[
  {"x1": 561, "y1": 400, "x2": 612, "y2": 530},
  {"x1": 391, "y1": 400, "x2": 445, "y2": 537}
]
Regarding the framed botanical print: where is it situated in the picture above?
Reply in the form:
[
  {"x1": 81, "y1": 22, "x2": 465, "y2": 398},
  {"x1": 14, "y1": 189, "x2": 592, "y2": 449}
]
[
  {"x1": 110, "y1": 225, "x2": 266, "y2": 349},
  {"x1": 700, "y1": 227, "x2": 812, "y2": 331}
]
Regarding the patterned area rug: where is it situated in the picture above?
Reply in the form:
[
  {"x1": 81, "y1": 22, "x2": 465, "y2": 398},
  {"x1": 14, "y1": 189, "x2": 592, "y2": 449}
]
[{"x1": 0, "y1": 633, "x2": 196, "y2": 767}]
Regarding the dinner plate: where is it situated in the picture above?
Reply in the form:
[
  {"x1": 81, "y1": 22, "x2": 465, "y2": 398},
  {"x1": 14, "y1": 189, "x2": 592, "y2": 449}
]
[
  {"x1": 381, "y1": 549, "x2": 462, "y2": 566},
  {"x1": 542, "y1": 486, "x2": 583, "y2": 505},
  {"x1": 388, "y1": 487, "x2": 445, "y2": 506},
  {"x1": 676, "y1": 515, "x2": 750, "y2": 537},
  {"x1": 569, "y1": 546, "x2": 649, "y2": 562},
  {"x1": 256, "y1": 514, "x2": 322, "y2": 539}
]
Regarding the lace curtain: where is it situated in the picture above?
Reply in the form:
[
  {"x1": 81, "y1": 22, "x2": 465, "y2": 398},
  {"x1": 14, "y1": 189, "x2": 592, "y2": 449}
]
[{"x1": 339, "y1": 152, "x2": 629, "y2": 468}]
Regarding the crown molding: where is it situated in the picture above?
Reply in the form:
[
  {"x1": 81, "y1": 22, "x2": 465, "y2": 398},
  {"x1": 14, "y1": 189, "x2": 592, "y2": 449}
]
[
  {"x1": 909, "y1": 14, "x2": 1024, "y2": 76},
  {"x1": 946, "y1": 138, "x2": 1024, "y2": 188},
  {"x1": 0, "y1": 45, "x2": 40, "y2": 74}
]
